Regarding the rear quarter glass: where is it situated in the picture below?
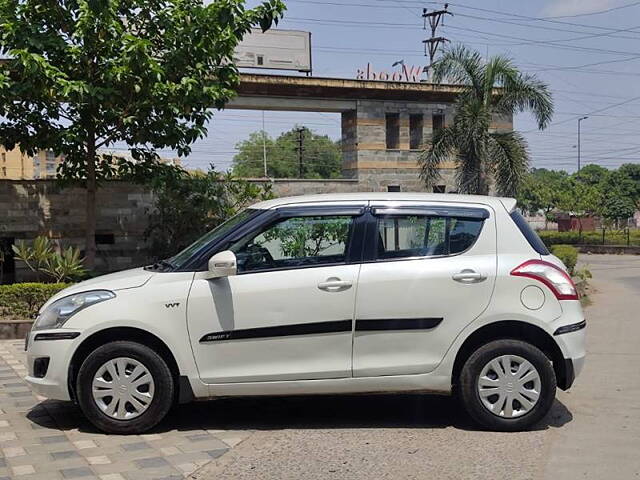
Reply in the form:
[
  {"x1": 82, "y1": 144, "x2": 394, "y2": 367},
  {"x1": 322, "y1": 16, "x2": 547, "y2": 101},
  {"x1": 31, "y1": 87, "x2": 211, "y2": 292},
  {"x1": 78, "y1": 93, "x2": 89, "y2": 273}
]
[{"x1": 509, "y1": 210, "x2": 550, "y2": 255}]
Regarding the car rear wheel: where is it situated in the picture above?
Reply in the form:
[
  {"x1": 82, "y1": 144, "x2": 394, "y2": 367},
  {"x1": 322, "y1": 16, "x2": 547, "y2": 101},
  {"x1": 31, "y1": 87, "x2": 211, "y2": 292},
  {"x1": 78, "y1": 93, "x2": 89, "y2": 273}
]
[
  {"x1": 76, "y1": 341, "x2": 174, "y2": 434},
  {"x1": 459, "y1": 339, "x2": 556, "y2": 431}
]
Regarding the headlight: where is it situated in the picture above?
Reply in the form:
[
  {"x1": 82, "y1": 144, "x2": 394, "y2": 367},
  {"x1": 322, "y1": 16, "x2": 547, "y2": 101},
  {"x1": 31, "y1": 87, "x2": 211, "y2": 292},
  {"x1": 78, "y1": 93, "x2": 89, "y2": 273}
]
[{"x1": 33, "y1": 290, "x2": 116, "y2": 330}]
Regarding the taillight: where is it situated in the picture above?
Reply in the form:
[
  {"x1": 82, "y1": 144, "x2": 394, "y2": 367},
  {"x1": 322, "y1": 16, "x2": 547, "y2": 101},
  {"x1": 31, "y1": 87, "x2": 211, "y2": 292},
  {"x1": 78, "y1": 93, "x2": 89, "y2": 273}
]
[{"x1": 510, "y1": 260, "x2": 578, "y2": 300}]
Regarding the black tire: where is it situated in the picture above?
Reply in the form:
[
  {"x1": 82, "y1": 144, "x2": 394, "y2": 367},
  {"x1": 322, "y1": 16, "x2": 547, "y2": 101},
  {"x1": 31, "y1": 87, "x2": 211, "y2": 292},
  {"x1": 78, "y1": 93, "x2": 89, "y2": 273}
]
[
  {"x1": 458, "y1": 339, "x2": 557, "y2": 432},
  {"x1": 76, "y1": 341, "x2": 175, "y2": 434}
]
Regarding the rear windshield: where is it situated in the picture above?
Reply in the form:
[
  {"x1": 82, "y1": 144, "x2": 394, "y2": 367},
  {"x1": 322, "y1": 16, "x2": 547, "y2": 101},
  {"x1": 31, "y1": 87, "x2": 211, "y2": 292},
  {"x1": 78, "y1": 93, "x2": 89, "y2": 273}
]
[{"x1": 509, "y1": 210, "x2": 550, "y2": 255}]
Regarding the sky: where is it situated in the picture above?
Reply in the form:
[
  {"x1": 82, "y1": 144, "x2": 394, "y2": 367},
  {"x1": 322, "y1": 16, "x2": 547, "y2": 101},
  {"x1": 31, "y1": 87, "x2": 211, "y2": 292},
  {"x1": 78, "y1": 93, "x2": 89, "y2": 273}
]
[{"x1": 110, "y1": 0, "x2": 640, "y2": 174}]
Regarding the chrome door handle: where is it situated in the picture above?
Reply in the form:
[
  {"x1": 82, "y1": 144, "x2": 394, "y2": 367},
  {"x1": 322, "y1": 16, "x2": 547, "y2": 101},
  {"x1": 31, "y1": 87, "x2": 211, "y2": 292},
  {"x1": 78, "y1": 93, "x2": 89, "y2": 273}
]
[
  {"x1": 318, "y1": 278, "x2": 352, "y2": 292},
  {"x1": 452, "y1": 269, "x2": 486, "y2": 283}
]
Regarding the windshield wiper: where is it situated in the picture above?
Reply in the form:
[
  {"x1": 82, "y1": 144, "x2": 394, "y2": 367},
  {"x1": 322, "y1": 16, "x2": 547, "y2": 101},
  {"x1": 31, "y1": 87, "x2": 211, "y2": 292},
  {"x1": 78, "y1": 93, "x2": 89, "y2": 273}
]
[
  {"x1": 159, "y1": 259, "x2": 174, "y2": 271},
  {"x1": 144, "y1": 259, "x2": 175, "y2": 272}
]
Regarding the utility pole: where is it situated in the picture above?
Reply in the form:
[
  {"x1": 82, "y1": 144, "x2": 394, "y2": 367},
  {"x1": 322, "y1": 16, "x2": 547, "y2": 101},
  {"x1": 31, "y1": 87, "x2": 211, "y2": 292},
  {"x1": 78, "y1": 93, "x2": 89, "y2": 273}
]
[
  {"x1": 577, "y1": 116, "x2": 588, "y2": 171},
  {"x1": 262, "y1": 110, "x2": 268, "y2": 177},
  {"x1": 422, "y1": 4, "x2": 452, "y2": 81},
  {"x1": 295, "y1": 127, "x2": 305, "y2": 178}
]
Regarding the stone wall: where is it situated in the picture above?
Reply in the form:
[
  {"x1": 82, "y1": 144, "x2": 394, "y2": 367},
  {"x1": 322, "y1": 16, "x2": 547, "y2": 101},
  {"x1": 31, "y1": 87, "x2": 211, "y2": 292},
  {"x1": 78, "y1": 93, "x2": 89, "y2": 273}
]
[
  {"x1": 0, "y1": 180, "x2": 154, "y2": 281},
  {"x1": 0, "y1": 173, "x2": 464, "y2": 282},
  {"x1": 0, "y1": 178, "x2": 377, "y2": 282}
]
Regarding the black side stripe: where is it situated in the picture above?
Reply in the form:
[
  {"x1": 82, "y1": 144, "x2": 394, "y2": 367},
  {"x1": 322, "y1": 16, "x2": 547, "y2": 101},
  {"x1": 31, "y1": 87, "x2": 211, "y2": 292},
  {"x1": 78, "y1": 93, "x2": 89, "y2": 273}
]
[
  {"x1": 200, "y1": 319, "x2": 351, "y2": 343},
  {"x1": 355, "y1": 318, "x2": 443, "y2": 331},
  {"x1": 199, "y1": 317, "x2": 444, "y2": 343}
]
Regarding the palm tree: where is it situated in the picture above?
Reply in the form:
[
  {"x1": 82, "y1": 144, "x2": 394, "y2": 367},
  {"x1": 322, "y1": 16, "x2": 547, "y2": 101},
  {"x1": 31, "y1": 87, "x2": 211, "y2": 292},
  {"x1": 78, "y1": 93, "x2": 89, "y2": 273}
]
[{"x1": 419, "y1": 45, "x2": 553, "y2": 196}]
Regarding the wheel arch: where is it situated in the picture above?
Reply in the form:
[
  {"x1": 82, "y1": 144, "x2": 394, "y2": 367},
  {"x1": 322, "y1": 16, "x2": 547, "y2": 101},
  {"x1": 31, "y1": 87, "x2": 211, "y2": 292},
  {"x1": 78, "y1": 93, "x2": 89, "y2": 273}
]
[
  {"x1": 67, "y1": 327, "x2": 194, "y2": 404},
  {"x1": 451, "y1": 320, "x2": 572, "y2": 390}
]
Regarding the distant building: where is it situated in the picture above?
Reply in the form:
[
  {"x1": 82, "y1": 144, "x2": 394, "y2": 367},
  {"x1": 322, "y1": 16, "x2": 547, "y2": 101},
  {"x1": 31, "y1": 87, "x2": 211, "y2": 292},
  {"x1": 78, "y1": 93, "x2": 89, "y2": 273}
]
[
  {"x1": 1, "y1": 146, "x2": 33, "y2": 179},
  {"x1": 0, "y1": 146, "x2": 64, "y2": 179},
  {"x1": 32, "y1": 149, "x2": 66, "y2": 179},
  {"x1": 1, "y1": 145, "x2": 180, "y2": 180}
]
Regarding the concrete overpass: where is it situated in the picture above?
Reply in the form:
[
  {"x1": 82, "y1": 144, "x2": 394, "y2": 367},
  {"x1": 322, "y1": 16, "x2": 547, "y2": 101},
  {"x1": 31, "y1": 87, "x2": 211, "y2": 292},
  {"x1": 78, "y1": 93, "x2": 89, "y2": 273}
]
[{"x1": 229, "y1": 74, "x2": 512, "y2": 193}]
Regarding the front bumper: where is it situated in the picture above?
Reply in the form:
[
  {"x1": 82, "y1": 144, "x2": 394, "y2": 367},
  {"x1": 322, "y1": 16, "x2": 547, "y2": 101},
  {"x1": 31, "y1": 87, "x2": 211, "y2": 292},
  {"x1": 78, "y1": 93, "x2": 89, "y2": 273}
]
[{"x1": 24, "y1": 330, "x2": 79, "y2": 401}]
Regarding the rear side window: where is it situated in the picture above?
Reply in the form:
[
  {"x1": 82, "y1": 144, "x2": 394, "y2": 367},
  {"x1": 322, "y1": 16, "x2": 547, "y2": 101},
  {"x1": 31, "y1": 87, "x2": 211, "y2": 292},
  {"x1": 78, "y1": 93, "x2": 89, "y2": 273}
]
[
  {"x1": 376, "y1": 215, "x2": 484, "y2": 260},
  {"x1": 510, "y1": 210, "x2": 550, "y2": 255}
]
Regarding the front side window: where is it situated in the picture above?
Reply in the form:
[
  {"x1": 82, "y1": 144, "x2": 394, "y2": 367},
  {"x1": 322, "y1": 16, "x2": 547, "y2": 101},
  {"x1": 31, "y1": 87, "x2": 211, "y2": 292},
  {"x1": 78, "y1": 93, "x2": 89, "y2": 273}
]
[
  {"x1": 231, "y1": 215, "x2": 353, "y2": 273},
  {"x1": 377, "y1": 215, "x2": 483, "y2": 260},
  {"x1": 168, "y1": 209, "x2": 260, "y2": 269}
]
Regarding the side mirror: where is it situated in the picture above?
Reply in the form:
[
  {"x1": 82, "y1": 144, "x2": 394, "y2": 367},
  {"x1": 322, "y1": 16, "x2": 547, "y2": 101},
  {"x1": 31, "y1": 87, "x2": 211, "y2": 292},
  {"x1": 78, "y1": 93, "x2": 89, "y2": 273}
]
[{"x1": 206, "y1": 250, "x2": 237, "y2": 279}]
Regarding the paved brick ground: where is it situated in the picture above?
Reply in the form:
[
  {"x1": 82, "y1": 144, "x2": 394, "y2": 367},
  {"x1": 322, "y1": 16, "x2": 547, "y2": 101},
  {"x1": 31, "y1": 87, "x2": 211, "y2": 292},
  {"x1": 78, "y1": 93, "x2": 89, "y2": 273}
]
[{"x1": 0, "y1": 340, "x2": 251, "y2": 480}]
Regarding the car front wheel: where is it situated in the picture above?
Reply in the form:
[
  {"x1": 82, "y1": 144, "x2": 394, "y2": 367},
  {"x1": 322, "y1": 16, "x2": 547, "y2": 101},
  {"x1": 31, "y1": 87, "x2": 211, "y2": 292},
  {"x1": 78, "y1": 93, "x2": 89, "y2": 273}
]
[
  {"x1": 76, "y1": 341, "x2": 174, "y2": 434},
  {"x1": 458, "y1": 339, "x2": 557, "y2": 431}
]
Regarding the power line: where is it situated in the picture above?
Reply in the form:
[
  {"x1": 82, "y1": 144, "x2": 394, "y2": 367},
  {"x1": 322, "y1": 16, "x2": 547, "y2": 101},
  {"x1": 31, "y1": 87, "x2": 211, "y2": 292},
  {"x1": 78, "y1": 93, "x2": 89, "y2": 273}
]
[
  {"x1": 285, "y1": 16, "x2": 640, "y2": 57},
  {"x1": 288, "y1": 1, "x2": 640, "y2": 39}
]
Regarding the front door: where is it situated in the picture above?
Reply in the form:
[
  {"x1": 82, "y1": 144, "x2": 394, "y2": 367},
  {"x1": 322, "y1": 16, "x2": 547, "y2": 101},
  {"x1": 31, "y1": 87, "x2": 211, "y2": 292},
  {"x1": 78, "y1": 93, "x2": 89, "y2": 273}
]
[
  {"x1": 187, "y1": 210, "x2": 362, "y2": 384},
  {"x1": 353, "y1": 202, "x2": 497, "y2": 377}
]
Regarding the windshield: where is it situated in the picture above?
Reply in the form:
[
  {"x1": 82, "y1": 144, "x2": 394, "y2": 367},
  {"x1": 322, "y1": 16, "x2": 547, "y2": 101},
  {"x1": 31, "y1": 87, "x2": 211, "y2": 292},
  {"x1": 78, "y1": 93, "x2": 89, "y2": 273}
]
[{"x1": 168, "y1": 209, "x2": 259, "y2": 269}]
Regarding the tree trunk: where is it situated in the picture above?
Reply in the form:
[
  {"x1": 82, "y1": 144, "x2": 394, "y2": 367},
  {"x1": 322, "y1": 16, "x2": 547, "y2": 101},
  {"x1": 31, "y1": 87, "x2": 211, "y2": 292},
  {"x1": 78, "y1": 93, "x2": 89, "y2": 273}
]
[{"x1": 84, "y1": 131, "x2": 97, "y2": 269}]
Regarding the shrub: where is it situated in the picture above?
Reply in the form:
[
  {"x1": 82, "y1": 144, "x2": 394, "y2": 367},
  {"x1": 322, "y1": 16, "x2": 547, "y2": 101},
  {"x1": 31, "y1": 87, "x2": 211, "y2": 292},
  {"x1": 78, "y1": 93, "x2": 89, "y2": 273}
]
[
  {"x1": 538, "y1": 229, "x2": 640, "y2": 247},
  {"x1": 0, "y1": 283, "x2": 69, "y2": 319},
  {"x1": 551, "y1": 244, "x2": 578, "y2": 275},
  {"x1": 12, "y1": 236, "x2": 86, "y2": 282}
]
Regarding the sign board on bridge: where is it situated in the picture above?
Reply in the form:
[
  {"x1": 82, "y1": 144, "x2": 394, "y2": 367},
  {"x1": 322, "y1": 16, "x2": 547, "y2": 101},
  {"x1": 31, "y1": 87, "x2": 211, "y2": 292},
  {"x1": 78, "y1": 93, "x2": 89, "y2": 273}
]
[{"x1": 233, "y1": 29, "x2": 312, "y2": 73}]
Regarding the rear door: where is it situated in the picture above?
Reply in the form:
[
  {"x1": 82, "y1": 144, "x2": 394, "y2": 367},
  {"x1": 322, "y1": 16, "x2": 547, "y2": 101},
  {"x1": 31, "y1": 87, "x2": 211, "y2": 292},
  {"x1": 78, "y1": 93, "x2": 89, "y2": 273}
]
[{"x1": 353, "y1": 202, "x2": 497, "y2": 377}]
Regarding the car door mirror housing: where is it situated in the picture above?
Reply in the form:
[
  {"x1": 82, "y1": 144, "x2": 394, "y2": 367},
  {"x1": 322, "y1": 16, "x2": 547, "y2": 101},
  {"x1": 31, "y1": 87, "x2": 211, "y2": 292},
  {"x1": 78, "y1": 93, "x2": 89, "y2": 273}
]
[{"x1": 207, "y1": 250, "x2": 237, "y2": 279}]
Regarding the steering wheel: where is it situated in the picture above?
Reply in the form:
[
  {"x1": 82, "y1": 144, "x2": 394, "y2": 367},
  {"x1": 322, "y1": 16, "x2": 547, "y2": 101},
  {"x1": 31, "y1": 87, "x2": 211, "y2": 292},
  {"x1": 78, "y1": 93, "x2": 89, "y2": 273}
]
[{"x1": 241, "y1": 244, "x2": 276, "y2": 270}]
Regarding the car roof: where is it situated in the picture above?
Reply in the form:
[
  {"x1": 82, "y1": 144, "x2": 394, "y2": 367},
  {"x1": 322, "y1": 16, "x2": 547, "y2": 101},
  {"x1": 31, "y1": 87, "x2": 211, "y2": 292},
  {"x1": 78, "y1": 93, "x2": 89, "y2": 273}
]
[{"x1": 251, "y1": 192, "x2": 516, "y2": 212}]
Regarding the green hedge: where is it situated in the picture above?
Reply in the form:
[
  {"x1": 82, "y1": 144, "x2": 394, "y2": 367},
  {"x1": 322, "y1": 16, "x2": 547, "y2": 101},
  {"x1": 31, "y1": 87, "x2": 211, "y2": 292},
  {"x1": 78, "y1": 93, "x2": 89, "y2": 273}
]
[
  {"x1": 551, "y1": 245, "x2": 578, "y2": 275},
  {"x1": 0, "y1": 283, "x2": 69, "y2": 319},
  {"x1": 538, "y1": 230, "x2": 640, "y2": 247}
]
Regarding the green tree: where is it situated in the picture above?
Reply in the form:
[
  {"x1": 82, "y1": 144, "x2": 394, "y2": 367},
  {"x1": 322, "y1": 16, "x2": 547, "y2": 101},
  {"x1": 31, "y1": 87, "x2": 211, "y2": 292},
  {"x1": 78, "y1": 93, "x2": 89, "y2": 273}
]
[
  {"x1": 0, "y1": 0, "x2": 285, "y2": 267},
  {"x1": 558, "y1": 181, "x2": 603, "y2": 236},
  {"x1": 419, "y1": 45, "x2": 553, "y2": 196},
  {"x1": 232, "y1": 126, "x2": 342, "y2": 179},
  {"x1": 145, "y1": 166, "x2": 273, "y2": 260},
  {"x1": 601, "y1": 195, "x2": 635, "y2": 228},
  {"x1": 599, "y1": 169, "x2": 637, "y2": 227},
  {"x1": 573, "y1": 164, "x2": 609, "y2": 187},
  {"x1": 517, "y1": 168, "x2": 570, "y2": 229},
  {"x1": 617, "y1": 163, "x2": 640, "y2": 210}
]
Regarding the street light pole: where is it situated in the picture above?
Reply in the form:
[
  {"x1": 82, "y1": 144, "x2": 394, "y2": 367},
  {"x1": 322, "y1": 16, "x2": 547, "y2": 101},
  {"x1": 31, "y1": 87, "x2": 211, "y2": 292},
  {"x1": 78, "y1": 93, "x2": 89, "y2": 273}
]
[
  {"x1": 577, "y1": 116, "x2": 588, "y2": 172},
  {"x1": 262, "y1": 110, "x2": 268, "y2": 178}
]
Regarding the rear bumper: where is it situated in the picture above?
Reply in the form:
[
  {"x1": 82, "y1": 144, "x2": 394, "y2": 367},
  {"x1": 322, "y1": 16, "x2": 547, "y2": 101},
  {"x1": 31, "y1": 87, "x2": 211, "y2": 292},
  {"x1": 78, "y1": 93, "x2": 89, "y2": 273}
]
[
  {"x1": 553, "y1": 316, "x2": 586, "y2": 390},
  {"x1": 558, "y1": 354, "x2": 585, "y2": 390}
]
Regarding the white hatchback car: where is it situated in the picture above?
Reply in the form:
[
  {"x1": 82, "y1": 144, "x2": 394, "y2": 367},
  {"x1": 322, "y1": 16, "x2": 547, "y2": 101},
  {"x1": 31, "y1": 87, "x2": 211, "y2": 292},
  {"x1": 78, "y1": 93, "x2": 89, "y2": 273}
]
[{"x1": 25, "y1": 193, "x2": 585, "y2": 433}]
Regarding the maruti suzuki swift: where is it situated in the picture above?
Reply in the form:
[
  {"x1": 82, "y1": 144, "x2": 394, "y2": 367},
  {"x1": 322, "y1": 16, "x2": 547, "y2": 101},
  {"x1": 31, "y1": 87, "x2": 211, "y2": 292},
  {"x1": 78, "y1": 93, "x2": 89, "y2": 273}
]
[{"x1": 24, "y1": 193, "x2": 586, "y2": 433}]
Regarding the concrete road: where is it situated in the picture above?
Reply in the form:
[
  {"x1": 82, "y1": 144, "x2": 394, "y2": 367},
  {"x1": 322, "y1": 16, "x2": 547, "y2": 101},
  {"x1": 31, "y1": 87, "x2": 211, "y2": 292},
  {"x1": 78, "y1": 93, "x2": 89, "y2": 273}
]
[
  {"x1": 193, "y1": 254, "x2": 640, "y2": 480},
  {"x1": 542, "y1": 254, "x2": 640, "y2": 479}
]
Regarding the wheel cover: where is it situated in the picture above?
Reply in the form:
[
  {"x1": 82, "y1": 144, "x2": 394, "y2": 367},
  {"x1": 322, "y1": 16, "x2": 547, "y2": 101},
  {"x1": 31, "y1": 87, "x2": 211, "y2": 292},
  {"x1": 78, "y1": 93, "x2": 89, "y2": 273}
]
[
  {"x1": 92, "y1": 357, "x2": 155, "y2": 421},
  {"x1": 477, "y1": 354, "x2": 542, "y2": 419}
]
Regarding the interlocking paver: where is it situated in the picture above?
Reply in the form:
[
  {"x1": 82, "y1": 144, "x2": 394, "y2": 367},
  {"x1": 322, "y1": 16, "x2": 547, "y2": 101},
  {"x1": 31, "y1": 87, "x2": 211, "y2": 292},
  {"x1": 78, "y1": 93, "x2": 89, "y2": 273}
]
[
  {"x1": 0, "y1": 340, "x2": 245, "y2": 480},
  {"x1": 11, "y1": 464, "x2": 36, "y2": 476},
  {"x1": 133, "y1": 457, "x2": 169, "y2": 469},
  {"x1": 60, "y1": 466, "x2": 94, "y2": 478},
  {"x1": 86, "y1": 456, "x2": 111, "y2": 465},
  {"x1": 73, "y1": 440, "x2": 98, "y2": 450},
  {"x1": 120, "y1": 441, "x2": 150, "y2": 452},
  {"x1": 51, "y1": 450, "x2": 83, "y2": 460},
  {"x1": 41, "y1": 434, "x2": 69, "y2": 444},
  {"x1": 3, "y1": 446, "x2": 26, "y2": 457}
]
